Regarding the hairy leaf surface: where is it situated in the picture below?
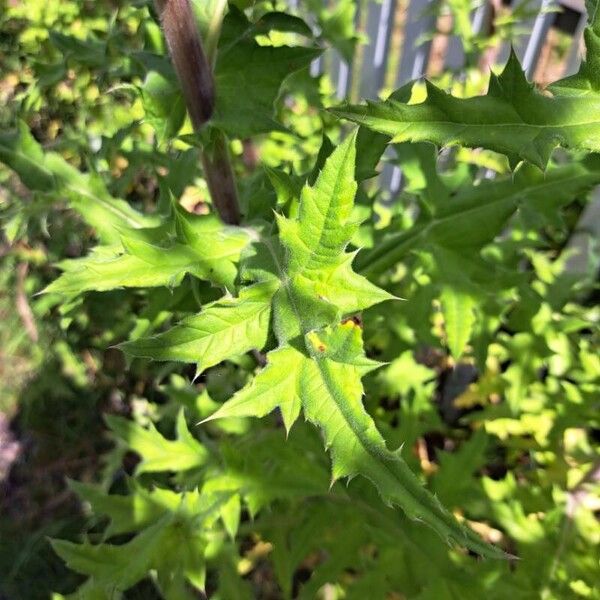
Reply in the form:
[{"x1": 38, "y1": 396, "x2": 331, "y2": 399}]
[{"x1": 121, "y1": 281, "x2": 277, "y2": 372}]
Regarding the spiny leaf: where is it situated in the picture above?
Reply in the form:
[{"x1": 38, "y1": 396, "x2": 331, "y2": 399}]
[
  {"x1": 273, "y1": 133, "x2": 394, "y2": 340},
  {"x1": 111, "y1": 138, "x2": 386, "y2": 379},
  {"x1": 550, "y1": 1, "x2": 600, "y2": 96},
  {"x1": 50, "y1": 491, "x2": 227, "y2": 595},
  {"x1": 121, "y1": 280, "x2": 277, "y2": 373},
  {"x1": 331, "y1": 50, "x2": 600, "y2": 168},
  {"x1": 277, "y1": 132, "x2": 358, "y2": 275},
  {"x1": 203, "y1": 427, "x2": 331, "y2": 516},
  {"x1": 44, "y1": 214, "x2": 250, "y2": 294},
  {"x1": 0, "y1": 122, "x2": 156, "y2": 243},
  {"x1": 203, "y1": 343, "x2": 304, "y2": 433},
  {"x1": 51, "y1": 515, "x2": 173, "y2": 592},
  {"x1": 206, "y1": 321, "x2": 506, "y2": 558},
  {"x1": 69, "y1": 479, "x2": 200, "y2": 537},
  {"x1": 203, "y1": 134, "x2": 504, "y2": 557},
  {"x1": 105, "y1": 410, "x2": 208, "y2": 474}
]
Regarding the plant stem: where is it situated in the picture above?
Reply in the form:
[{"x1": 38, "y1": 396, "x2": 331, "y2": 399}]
[
  {"x1": 155, "y1": 0, "x2": 241, "y2": 225},
  {"x1": 155, "y1": 0, "x2": 214, "y2": 129},
  {"x1": 201, "y1": 130, "x2": 241, "y2": 225}
]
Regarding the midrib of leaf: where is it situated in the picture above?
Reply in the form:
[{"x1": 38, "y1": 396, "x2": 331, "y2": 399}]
[
  {"x1": 311, "y1": 356, "x2": 500, "y2": 557},
  {"x1": 180, "y1": 304, "x2": 271, "y2": 363},
  {"x1": 261, "y1": 142, "x2": 356, "y2": 334},
  {"x1": 262, "y1": 236, "x2": 307, "y2": 332},
  {"x1": 0, "y1": 142, "x2": 54, "y2": 183},
  {"x1": 323, "y1": 493, "x2": 482, "y2": 580},
  {"x1": 382, "y1": 116, "x2": 600, "y2": 132},
  {"x1": 357, "y1": 170, "x2": 600, "y2": 276},
  {"x1": 259, "y1": 232, "x2": 502, "y2": 557}
]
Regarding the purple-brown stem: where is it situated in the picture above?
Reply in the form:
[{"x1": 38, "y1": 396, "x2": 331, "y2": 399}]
[
  {"x1": 155, "y1": 0, "x2": 241, "y2": 225},
  {"x1": 201, "y1": 133, "x2": 241, "y2": 225}
]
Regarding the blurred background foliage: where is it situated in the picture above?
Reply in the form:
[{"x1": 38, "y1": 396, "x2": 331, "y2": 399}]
[{"x1": 0, "y1": 0, "x2": 598, "y2": 598}]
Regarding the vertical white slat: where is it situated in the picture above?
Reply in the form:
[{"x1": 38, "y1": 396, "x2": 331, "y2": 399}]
[
  {"x1": 563, "y1": 189, "x2": 600, "y2": 277},
  {"x1": 395, "y1": 0, "x2": 437, "y2": 85},
  {"x1": 471, "y1": 0, "x2": 491, "y2": 35},
  {"x1": 360, "y1": 0, "x2": 397, "y2": 99},
  {"x1": 330, "y1": 1, "x2": 363, "y2": 101},
  {"x1": 496, "y1": 0, "x2": 544, "y2": 66},
  {"x1": 381, "y1": 0, "x2": 437, "y2": 195}
]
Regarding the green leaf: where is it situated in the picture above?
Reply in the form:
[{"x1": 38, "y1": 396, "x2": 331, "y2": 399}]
[
  {"x1": 202, "y1": 134, "x2": 503, "y2": 557},
  {"x1": 49, "y1": 31, "x2": 107, "y2": 68},
  {"x1": 331, "y1": 50, "x2": 600, "y2": 168},
  {"x1": 431, "y1": 431, "x2": 489, "y2": 507},
  {"x1": 51, "y1": 515, "x2": 172, "y2": 591},
  {"x1": 440, "y1": 287, "x2": 476, "y2": 359},
  {"x1": 549, "y1": 2, "x2": 600, "y2": 96},
  {"x1": 211, "y1": 10, "x2": 321, "y2": 137},
  {"x1": 357, "y1": 156, "x2": 600, "y2": 276},
  {"x1": 202, "y1": 343, "x2": 304, "y2": 433},
  {"x1": 206, "y1": 321, "x2": 506, "y2": 558},
  {"x1": 120, "y1": 280, "x2": 277, "y2": 373},
  {"x1": 277, "y1": 133, "x2": 359, "y2": 275},
  {"x1": 69, "y1": 479, "x2": 196, "y2": 537},
  {"x1": 203, "y1": 426, "x2": 330, "y2": 516},
  {"x1": 51, "y1": 490, "x2": 227, "y2": 596},
  {"x1": 140, "y1": 70, "x2": 186, "y2": 143},
  {"x1": 105, "y1": 410, "x2": 208, "y2": 474},
  {"x1": 44, "y1": 214, "x2": 251, "y2": 294},
  {"x1": 0, "y1": 122, "x2": 157, "y2": 243},
  {"x1": 305, "y1": 0, "x2": 360, "y2": 62},
  {"x1": 273, "y1": 133, "x2": 394, "y2": 339}
]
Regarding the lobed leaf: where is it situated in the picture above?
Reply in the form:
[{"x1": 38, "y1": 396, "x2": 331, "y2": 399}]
[
  {"x1": 357, "y1": 156, "x2": 600, "y2": 276},
  {"x1": 50, "y1": 490, "x2": 227, "y2": 596},
  {"x1": 207, "y1": 321, "x2": 506, "y2": 558},
  {"x1": 51, "y1": 516, "x2": 173, "y2": 592},
  {"x1": 69, "y1": 479, "x2": 199, "y2": 537},
  {"x1": 204, "y1": 135, "x2": 505, "y2": 558},
  {"x1": 121, "y1": 280, "x2": 277, "y2": 373},
  {"x1": 105, "y1": 410, "x2": 208, "y2": 474},
  {"x1": 332, "y1": 51, "x2": 600, "y2": 168},
  {"x1": 44, "y1": 213, "x2": 251, "y2": 294}
]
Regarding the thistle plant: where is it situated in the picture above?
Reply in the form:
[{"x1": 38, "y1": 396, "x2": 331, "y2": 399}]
[{"x1": 1, "y1": 0, "x2": 598, "y2": 597}]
